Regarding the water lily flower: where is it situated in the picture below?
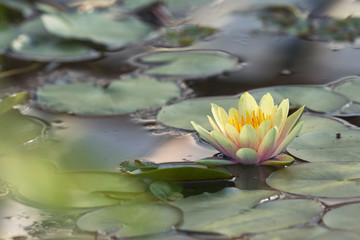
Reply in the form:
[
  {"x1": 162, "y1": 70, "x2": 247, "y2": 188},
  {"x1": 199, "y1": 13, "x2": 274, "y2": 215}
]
[{"x1": 191, "y1": 92, "x2": 304, "y2": 165}]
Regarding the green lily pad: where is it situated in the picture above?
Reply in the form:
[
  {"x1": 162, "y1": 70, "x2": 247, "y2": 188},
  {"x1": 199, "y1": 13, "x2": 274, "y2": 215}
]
[
  {"x1": 17, "y1": 172, "x2": 147, "y2": 208},
  {"x1": 41, "y1": 11, "x2": 154, "y2": 49},
  {"x1": 267, "y1": 161, "x2": 360, "y2": 198},
  {"x1": 249, "y1": 85, "x2": 348, "y2": 113},
  {"x1": 0, "y1": 92, "x2": 29, "y2": 115},
  {"x1": 8, "y1": 18, "x2": 100, "y2": 62},
  {"x1": 332, "y1": 76, "x2": 360, "y2": 103},
  {"x1": 157, "y1": 96, "x2": 237, "y2": 130},
  {"x1": 10, "y1": 32, "x2": 100, "y2": 62},
  {"x1": 298, "y1": 114, "x2": 349, "y2": 135},
  {"x1": 157, "y1": 25, "x2": 216, "y2": 47},
  {"x1": 171, "y1": 188, "x2": 321, "y2": 237},
  {"x1": 0, "y1": 109, "x2": 48, "y2": 153},
  {"x1": 171, "y1": 188, "x2": 278, "y2": 230},
  {"x1": 131, "y1": 162, "x2": 233, "y2": 181},
  {"x1": 36, "y1": 77, "x2": 180, "y2": 115},
  {"x1": 340, "y1": 102, "x2": 360, "y2": 115},
  {"x1": 251, "y1": 227, "x2": 360, "y2": 240},
  {"x1": 324, "y1": 203, "x2": 360, "y2": 231},
  {"x1": 0, "y1": 27, "x2": 17, "y2": 53},
  {"x1": 133, "y1": 50, "x2": 241, "y2": 79},
  {"x1": 287, "y1": 130, "x2": 360, "y2": 162},
  {"x1": 76, "y1": 203, "x2": 182, "y2": 238}
]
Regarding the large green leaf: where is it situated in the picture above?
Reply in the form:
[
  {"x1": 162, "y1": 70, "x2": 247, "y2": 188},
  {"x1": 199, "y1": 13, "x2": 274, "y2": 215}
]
[
  {"x1": 131, "y1": 162, "x2": 233, "y2": 181},
  {"x1": 267, "y1": 161, "x2": 360, "y2": 198},
  {"x1": 0, "y1": 27, "x2": 17, "y2": 53},
  {"x1": 9, "y1": 18, "x2": 100, "y2": 62},
  {"x1": 298, "y1": 114, "x2": 349, "y2": 135},
  {"x1": 17, "y1": 172, "x2": 147, "y2": 208},
  {"x1": 0, "y1": 92, "x2": 29, "y2": 115},
  {"x1": 332, "y1": 76, "x2": 360, "y2": 103},
  {"x1": 36, "y1": 77, "x2": 180, "y2": 115},
  {"x1": 41, "y1": 12, "x2": 154, "y2": 49},
  {"x1": 158, "y1": 96, "x2": 237, "y2": 130},
  {"x1": 249, "y1": 85, "x2": 348, "y2": 113},
  {"x1": 324, "y1": 203, "x2": 360, "y2": 231},
  {"x1": 251, "y1": 227, "x2": 360, "y2": 240},
  {"x1": 0, "y1": 109, "x2": 48, "y2": 153},
  {"x1": 76, "y1": 203, "x2": 182, "y2": 238},
  {"x1": 133, "y1": 50, "x2": 241, "y2": 79},
  {"x1": 172, "y1": 188, "x2": 321, "y2": 237},
  {"x1": 287, "y1": 130, "x2": 360, "y2": 162}
]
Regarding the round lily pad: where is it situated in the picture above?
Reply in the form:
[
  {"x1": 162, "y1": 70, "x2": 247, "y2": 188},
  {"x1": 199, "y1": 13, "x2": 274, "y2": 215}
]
[
  {"x1": 171, "y1": 187, "x2": 278, "y2": 232},
  {"x1": 36, "y1": 77, "x2": 181, "y2": 115},
  {"x1": 41, "y1": 12, "x2": 155, "y2": 49},
  {"x1": 18, "y1": 172, "x2": 147, "y2": 208},
  {"x1": 8, "y1": 18, "x2": 100, "y2": 62},
  {"x1": 9, "y1": 33, "x2": 100, "y2": 62},
  {"x1": 132, "y1": 50, "x2": 241, "y2": 79},
  {"x1": 249, "y1": 85, "x2": 348, "y2": 113},
  {"x1": 287, "y1": 130, "x2": 360, "y2": 162},
  {"x1": 76, "y1": 203, "x2": 182, "y2": 238},
  {"x1": 332, "y1": 76, "x2": 360, "y2": 103},
  {"x1": 299, "y1": 114, "x2": 349, "y2": 135},
  {"x1": 252, "y1": 227, "x2": 360, "y2": 240},
  {"x1": 0, "y1": 110, "x2": 48, "y2": 153},
  {"x1": 172, "y1": 188, "x2": 321, "y2": 237},
  {"x1": 157, "y1": 96, "x2": 237, "y2": 130},
  {"x1": 324, "y1": 203, "x2": 360, "y2": 231},
  {"x1": 267, "y1": 161, "x2": 360, "y2": 198},
  {"x1": 340, "y1": 102, "x2": 360, "y2": 115},
  {"x1": 0, "y1": 27, "x2": 17, "y2": 53}
]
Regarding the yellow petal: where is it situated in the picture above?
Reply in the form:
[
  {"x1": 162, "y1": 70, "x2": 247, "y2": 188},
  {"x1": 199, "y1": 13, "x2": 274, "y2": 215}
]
[
  {"x1": 224, "y1": 123, "x2": 241, "y2": 147},
  {"x1": 239, "y1": 124, "x2": 259, "y2": 150},
  {"x1": 207, "y1": 115, "x2": 220, "y2": 132},
  {"x1": 211, "y1": 103, "x2": 227, "y2": 133},
  {"x1": 210, "y1": 130, "x2": 238, "y2": 159},
  {"x1": 235, "y1": 148, "x2": 260, "y2": 164},
  {"x1": 271, "y1": 121, "x2": 304, "y2": 157},
  {"x1": 191, "y1": 121, "x2": 222, "y2": 151},
  {"x1": 259, "y1": 93, "x2": 274, "y2": 116},
  {"x1": 257, "y1": 119, "x2": 271, "y2": 141},
  {"x1": 257, "y1": 127, "x2": 279, "y2": 160},
  {"x1": 238, "y1": 92, "x2": 259, "y2": 117},
  {"x1": 276, "y1": 99, "x2": 289, "y2": 130},
  {"x1": 277, "y1": 106, "x2": 304, "y2": 143}
]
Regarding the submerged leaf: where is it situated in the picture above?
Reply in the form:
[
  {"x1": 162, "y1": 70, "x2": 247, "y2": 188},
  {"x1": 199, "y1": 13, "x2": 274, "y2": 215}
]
[{"x1": 0, "y1": 92, "x2": 29, "y2": 115}]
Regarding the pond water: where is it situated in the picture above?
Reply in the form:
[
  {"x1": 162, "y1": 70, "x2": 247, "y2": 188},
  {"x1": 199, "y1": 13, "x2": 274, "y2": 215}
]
[{"x1": 2, "y1": 0, "x2": 360, "y2": 239}]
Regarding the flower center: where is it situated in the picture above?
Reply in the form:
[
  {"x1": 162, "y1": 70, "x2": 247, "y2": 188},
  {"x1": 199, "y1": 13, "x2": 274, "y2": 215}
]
[{"x1": 228, "y1": 108, "x2": 270, "y2": 132}]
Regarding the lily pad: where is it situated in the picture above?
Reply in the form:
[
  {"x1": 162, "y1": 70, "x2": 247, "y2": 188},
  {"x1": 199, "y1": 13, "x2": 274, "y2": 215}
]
[
  {"x1": 0, "y1": 27, "x2": 17, "y2": 53},
  {"x1": 332, "y1": 76, "x2": 360, "y2": 103},
  {"x1": 340, "y1": 102, "x2": 360, "y2": 115},
  {"x1": 36, "y1": 77, "x2": 180, "y2": 115},
  {"x1": 130, "y1": 162, "x2": 233, "y2": 181},
  {"x1": 0, "y1": 109, "x2": 48, "y2": 153},
  {"x1": 172, "y1": 188, "x2": 321, "y2": 237},
  {"x1": 0, "y1": 92, "x2": 29, "y2": 115},
  {"x1": 76, "y1": 203, "x2": 182, "y2": 238},
  {"x1": 157, "y1": 96, "x2": 237, "y2": 130},
  {"x1": 252, "y1": 227, "x2": 360, "y2": 240},
  {"x1": 249, "y1": 85, "x2": 349, "y2": 113},
  {"x1": 324, "y1": 203, "x2": 360, "y2": 231},
  {"x1": 17, "y1": 172, "x2": 147, "y2": 208},
  {"x1": 298, "y1": 114, "x2": 349, "y2": 135},
  {"x1": 133, "y1": 50, "x2": 241, "y2": 79},
  {"x1": 8, "y1": 18, "x2": 100, "y2": 62},
  {"x1": 267, "y1": 161, "x2": 360, "y2": 198},
  {"x1": 41, "y1": 11, "x2": 154, "y2": 49},
  {"x1": 9, "y1": 32, "x2": 100, "y2": 62},
  {"x1": 287, "y1": 130, "x2": 360, "y2": 162}
]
